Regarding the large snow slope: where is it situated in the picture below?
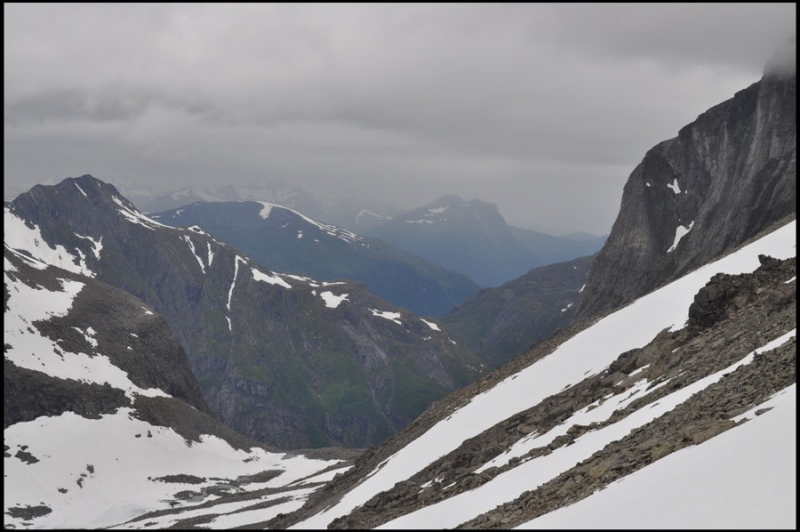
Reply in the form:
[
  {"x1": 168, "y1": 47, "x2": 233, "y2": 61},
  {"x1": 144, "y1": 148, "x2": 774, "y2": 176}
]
[
  {"x1": 517, "y1": 384, "x2": 796, "y2": 529},
  {"x1": 295, "y1": 220, "x2": 796, "y2": 529},
  {"x1": 3, "y1": 252, "x2": 347, "y2": 529}
]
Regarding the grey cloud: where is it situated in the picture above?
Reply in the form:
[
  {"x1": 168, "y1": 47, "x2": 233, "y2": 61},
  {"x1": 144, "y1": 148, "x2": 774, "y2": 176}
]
[{"x1": 3, "y1": 4, "x2": 795, "y2": 234}]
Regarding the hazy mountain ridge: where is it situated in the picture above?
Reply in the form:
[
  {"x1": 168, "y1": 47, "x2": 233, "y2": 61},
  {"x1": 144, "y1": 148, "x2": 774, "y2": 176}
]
[
  {"x1": 364, "y1": 195, "x2": 604, "y2": 288},
  {"x1": 149, "y1": 200, "x2": 479, "y2": 317},
  {"x1": 127, "y1": 181, "x2": 400, "y2": 235},
  {"x1": 5, "y1": 175, "x2": 483, "y2": 450},
  {"x1": 509, "y1": 226, "x2": 605, "y2": 265},
  {"x1": 576, "y1": 67, "x2": 796, "y2": 321},
  {"x1": 364, "y1": 195, "x2": 538, "y2": 288}
]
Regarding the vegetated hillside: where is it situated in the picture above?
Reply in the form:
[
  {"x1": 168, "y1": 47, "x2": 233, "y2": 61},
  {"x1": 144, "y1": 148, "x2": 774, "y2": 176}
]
[
  {"x1": 4, "y1": 245, "x2": 355, "y2": 529},
  {"x1": 441, "y1": 254, "x2": 593, "y2": 370},
  {"x1": 576, "y1": 62, "x2": 796, "y2": 322},
  {"x1": 364, "y1": 195, "x2": 538, "y2": 288},
  {"x1": 269, "y1": 216, "x2": 795, "y2": 530},
  {"x1": 5, "y1": 175, "x2": 483, "y2": 450},
  {"x1": 509, "y1": 226, "x2": 606, "y2": 266},
  {"x1": 150, "y1": 200, "x2": 479, "y2": 318}
]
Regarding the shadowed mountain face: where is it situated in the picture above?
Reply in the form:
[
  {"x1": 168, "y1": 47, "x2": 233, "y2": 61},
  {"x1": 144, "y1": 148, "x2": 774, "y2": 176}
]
[
  {"x1": 576, "y1": 69, "x2": 796, "y2": 322},
  {"x1": 442, "y1": 254, "x2": 594, "y2": 371},
  {"x1": 149, "y1": 200, "x2": 479, "y2": 318},
  {"x1": 5, "y1": 175, "x2": 483, "y2": 450}
]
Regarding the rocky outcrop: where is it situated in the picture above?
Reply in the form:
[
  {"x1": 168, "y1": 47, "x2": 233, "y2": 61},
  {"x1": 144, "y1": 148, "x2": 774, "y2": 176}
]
[
  {"x1": 576, "y1": 68, "x2": 795, "y2": 321},
  {"x1": 442, "y1": 254, "x2": 594, "y2": 370}
]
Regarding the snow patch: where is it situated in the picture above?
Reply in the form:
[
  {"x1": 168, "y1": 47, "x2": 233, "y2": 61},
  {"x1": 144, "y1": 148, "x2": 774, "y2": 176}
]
[
  {"x1": 183, "y1": 235, "x2": 206, "y2": 273},
  {"x1": 296, "y1": 220, "x2": 795, "y2": 529},
  {"x1": 4, "y1": 207, "x2": 96, "y2": 277},
  {"x1": 206, "y1": 242, "x2": 214, "y2": 268},
  {"x1": 252, "y1": 267, "x2": 293, "y2": 289},
  {"x1": 370, "y1": 309, "x2": 402, "y2": 325},
  {"x1": 666, "y1": 178, "x2": 681, "y2": 194},
  {"x1": 667, "y1": 221, "x2": 695, "y2": 253},
  {"x1": 320, "y1": 291, "x2": 349, "y2": 309},
  {"x1": 421, "y1": 319, "x2": 441, "y2": 332},
  {"x1": 112, "y1": 196, "x2": 171, "y2": 231},
  {"x1": 74, "y1": 234, "x2": 103, "y2": 260}
]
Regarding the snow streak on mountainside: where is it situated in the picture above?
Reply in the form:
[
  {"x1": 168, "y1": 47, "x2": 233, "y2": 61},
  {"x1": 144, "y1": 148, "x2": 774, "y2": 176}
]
[{"x1": 291, "y1": 219, "x2": 796, "y2": 529}]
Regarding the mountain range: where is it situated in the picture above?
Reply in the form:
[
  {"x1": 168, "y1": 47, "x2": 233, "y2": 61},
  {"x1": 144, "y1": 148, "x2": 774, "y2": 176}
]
[
  {"x1": 124, "y1": 180, "x2": 399, "y2": 235},
  {"x1": 4, "y1": 43, "x2": 795, "y2": 530},
  {"x1": 5, "y1": 176, "x2": 483, "y2": 450},
  {"x1": 148, "y1": 200, "x2": 479, "y2": 318}
]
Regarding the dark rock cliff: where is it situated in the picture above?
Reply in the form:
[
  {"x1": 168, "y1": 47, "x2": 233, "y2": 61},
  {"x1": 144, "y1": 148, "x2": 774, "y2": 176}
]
[{"x1": 576, "y1": 69, "x2": 796, "y2": 321}]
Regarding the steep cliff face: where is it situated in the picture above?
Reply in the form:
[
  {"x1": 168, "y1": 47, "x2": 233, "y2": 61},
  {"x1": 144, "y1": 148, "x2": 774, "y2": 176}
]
[
  {"x1": 5, "y1": 175, "x2": 482, "y2": 449},
  {"x1": 576, "y1": 69, "x2": 795, "y2": 321}
]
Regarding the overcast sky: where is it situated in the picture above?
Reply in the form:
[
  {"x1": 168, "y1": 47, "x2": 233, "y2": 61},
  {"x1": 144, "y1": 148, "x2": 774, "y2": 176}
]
[{"x1": 4, "y1": 4, "x2": 795, "y2": 234}]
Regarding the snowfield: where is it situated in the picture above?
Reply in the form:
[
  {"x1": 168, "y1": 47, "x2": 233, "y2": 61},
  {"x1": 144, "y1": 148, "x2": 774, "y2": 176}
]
[
  {"x1": 4, "y1": 409, "x2": 345, "y2": 529},
  {"x1": 294, "y1": 220, "x2": 796, "y2": 529},
  {"x1": 3, "y1": 249, "x2": 349, "y2": 529},
  {"x1": 518, "y1": 384, "x2": 796, "y2": 529}
]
